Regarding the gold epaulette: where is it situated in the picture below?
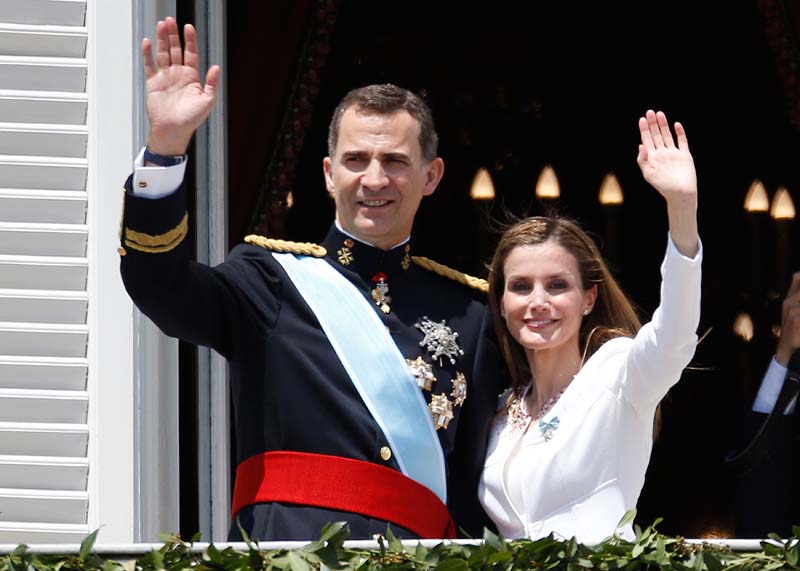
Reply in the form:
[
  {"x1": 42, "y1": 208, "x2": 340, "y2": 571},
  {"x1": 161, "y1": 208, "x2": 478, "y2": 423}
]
[
  {"x1": 244, "y1": 235, "x2": 327, "y2": 258},
  {"x1": 124, "y1": 212, "x2": 189, "y2": 254},
  {"x1": 411, "y1": 256, "x2": 489, "y2": 293}
]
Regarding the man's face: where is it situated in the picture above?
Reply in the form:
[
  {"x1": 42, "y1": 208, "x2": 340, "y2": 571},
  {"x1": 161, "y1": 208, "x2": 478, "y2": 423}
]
[{"x1": 323, "y1": 107, "x2": 444, "y2": 250}]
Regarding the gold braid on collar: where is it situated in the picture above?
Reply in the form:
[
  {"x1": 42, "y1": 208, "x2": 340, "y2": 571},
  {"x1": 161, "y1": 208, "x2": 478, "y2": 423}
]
[
  {"x1": 244, "y1": 235, "x2": 327, "y2": 258},
  {"x1": 411, "y1": 256, "x2": 488, "y2": 293}
]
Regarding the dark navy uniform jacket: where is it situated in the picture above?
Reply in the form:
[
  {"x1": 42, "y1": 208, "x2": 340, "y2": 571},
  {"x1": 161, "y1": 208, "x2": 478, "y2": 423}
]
[
  {"x1": 734, "y1": 409, "x2": 798, "y2": 537},
  {"x1": 119, "y1": 179, "x2": 505, "y2": 541}
]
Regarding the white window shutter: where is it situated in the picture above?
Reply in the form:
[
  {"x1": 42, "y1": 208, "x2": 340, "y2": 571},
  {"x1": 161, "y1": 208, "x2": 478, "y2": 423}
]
[{"x1": 0, "y1": 0, "x2": 90, "y2": 543}]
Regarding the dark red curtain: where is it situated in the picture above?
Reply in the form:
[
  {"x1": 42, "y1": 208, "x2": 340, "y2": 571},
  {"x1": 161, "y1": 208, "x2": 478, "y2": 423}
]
[{"x1": 226, "y1": 1, "x2": 313, "y2": 245}]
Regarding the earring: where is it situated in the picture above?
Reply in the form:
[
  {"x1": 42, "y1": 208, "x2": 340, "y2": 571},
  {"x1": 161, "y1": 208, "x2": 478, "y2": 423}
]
[{"x1": 583, "y1": 308, "x2": 590, "y2": 315}]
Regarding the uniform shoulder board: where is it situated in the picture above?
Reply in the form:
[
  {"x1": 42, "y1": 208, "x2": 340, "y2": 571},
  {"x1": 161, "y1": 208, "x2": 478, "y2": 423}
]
[
  {"x1": 244, "y1": 235, "x2": 327, "y2": 258},
  {"x1": 411, "y1": 256, "x2": 489, "y2": 293}
]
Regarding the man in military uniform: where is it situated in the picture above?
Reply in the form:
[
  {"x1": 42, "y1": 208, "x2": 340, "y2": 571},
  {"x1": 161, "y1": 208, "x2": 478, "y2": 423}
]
[
  {"x1": 733, "y1": 272, "x2": 799, "y2": 537},
  {"x1": 120, "y1": 17, "x2": 502, "y2": 540}
]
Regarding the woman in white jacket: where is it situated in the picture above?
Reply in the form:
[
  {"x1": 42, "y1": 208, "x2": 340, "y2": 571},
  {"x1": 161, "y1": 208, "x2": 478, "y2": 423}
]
[{"x1": 479, "y1": 110, "x2": 701, "y2": 545}]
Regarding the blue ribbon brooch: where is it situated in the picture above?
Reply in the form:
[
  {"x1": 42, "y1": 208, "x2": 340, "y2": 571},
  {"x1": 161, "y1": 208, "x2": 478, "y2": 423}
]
[{"x1": 538, "y1": 416, "x2": 560, "y2": 441}]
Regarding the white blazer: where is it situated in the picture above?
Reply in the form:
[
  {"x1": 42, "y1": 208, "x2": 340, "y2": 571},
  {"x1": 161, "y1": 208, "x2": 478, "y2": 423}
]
[{"x1": 479, "y1": 237, "x2": 702, "y2": 545}]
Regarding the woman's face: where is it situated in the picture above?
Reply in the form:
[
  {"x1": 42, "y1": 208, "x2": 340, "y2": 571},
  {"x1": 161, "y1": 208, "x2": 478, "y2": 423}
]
[{"x1": 501, "y1": 240, "x2": 597, "y2": 357}]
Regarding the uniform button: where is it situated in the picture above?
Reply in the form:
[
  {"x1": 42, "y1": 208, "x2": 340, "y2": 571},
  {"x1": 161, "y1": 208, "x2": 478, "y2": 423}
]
[
  {"x1": 138, "y1": 180, "x2": 148, "y2": 188},
  {"x1": 117, "y1": 247, "x2": 127, "y2": 256},
  {"x1": 380, "y1": 446, "x2": 392, "y2": 461}
]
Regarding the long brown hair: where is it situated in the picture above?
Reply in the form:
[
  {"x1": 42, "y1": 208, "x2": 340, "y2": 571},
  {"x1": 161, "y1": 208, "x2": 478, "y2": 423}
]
[{"x1": 488, "y1": 216, "x2": 641, "y2": 393}]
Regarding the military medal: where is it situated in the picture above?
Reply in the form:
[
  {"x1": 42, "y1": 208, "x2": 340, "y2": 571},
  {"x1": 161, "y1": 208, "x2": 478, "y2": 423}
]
[
  {"x1": 451, "y1": 372, "x2": 467, "y2": 406},
  {"x1": 411, "y1": 317, "x2": 467, "y2": 430},
  {"x1": 415, "y1": 317, "x2": 464, "y2": 365},
  {"x1": 371, "y1": 272, "x2": 392, "y2": 314},
  {"x1": 401, "y1": 244, "x2": 411, "y2": 270},
  {"x1": 337, "y1": 238, "x2": 354, "y2": 266},
  {"x1": 429, "y1": 393, "x2": 454, "y2": 430},
  {"x1": 406, "y1": 356, "x2": 436, "y2": 390}
]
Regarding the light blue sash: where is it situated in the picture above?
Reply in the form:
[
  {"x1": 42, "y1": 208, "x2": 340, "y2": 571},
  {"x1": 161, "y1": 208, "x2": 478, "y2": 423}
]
[{"x1": 272, "y1": 253, "x2": 447, "y2": 503}]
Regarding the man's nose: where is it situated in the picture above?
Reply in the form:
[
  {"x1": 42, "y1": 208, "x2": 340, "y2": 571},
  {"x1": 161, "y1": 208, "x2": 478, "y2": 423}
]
[{"x1": 362, "y1": 159, "x2": 389, "y2": 190}]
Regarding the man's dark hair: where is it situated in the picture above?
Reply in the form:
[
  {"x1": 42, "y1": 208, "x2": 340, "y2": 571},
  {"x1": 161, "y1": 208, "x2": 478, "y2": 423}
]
[{"x1": 327, "y1": 84, "x2": 438, "y2": 162}]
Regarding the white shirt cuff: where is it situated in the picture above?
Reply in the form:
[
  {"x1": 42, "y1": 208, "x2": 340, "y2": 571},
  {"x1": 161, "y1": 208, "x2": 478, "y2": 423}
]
[
  {"x1": 131, "y1": 147, "x2": 188, "y2": 199},
  {"x1": 666, "y1": 233, "x2": 703, "y2": 263},
  {"x1": 752, "y1": 357, "x2": 796, "y2": 414}
]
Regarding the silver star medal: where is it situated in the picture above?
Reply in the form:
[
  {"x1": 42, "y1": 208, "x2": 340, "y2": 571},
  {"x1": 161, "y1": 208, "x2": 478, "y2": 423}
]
[{"x1": 415, "y1": 316, "x2": 464, "y2": 365}]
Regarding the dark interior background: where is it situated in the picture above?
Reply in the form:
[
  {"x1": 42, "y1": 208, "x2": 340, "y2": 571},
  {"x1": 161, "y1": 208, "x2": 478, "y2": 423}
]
[{"x1": 168, "y1": 0, "x2": 800, "y2": 539}]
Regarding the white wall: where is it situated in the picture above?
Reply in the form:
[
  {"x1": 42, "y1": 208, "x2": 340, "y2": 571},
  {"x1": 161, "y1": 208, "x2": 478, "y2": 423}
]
[{"x1": 86, "y1": 0, "x2": 135, "y2": 543}]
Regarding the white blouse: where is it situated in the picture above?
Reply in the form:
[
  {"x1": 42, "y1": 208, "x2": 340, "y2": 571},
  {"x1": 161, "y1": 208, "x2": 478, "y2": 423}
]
[{"x1": 479, "y1": 237, "x2": 702, "y2": 545}]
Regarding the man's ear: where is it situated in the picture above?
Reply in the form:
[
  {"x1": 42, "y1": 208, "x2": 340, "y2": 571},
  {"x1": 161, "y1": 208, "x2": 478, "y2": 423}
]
[
  {"x1": 323, "y1": 157, "x2": 335, "y2": 196},
  {"x1": 422, "y1": 157, "x2": 445, "y2": 197}
]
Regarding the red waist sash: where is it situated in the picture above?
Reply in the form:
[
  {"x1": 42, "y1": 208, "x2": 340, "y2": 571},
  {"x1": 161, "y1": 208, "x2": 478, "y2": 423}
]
[{"x1": 232, "y1": 450, "x2": 456, "y2": 539}]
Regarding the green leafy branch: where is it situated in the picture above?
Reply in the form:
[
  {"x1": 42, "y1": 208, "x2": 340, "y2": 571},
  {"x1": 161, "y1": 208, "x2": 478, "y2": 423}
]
[{"x1": 2, "y1": 512, "x2": 799, "y2": 571}]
